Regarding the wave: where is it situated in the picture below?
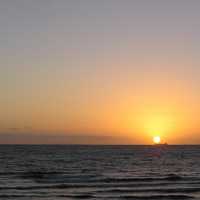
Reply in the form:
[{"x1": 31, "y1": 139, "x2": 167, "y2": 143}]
[
  {"x1": 95, "y1": 187, "x2": 200, "y2": 194},
  {"x1": 115, "y1": 195, "x2": 194, "y2": 199},
  {"x1": 14, "y1": 171, "x2": 198, "y2": 184},
  {"x1": 0, "y1": 194, "x2": 193, "y2": 199},
  {"x1": 0, "y1": 194, "x2": 94, "y2": 199},
  {"x1": 1, "y1": 183, "x2": 200, "y2": 193},
  {"x1": 0, "y1": 171, "x2": 197, "y2": 182},
  {"x1": 102, "y1": 174, "x2": 189, "y2": 183}
]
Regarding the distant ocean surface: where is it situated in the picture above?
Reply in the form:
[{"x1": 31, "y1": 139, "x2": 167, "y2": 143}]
[{"x1": 0, "y1": 145, "x2": 200, "y2": 199}]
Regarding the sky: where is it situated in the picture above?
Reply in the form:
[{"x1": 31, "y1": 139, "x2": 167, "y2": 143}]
[{"x1": 1, "y1": 0, "x2": 200, "y2": 144}]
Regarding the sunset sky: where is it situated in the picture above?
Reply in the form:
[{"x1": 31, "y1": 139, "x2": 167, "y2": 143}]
[{"x1": 1, "y1": 0, "x2": 200, "y2": 144}]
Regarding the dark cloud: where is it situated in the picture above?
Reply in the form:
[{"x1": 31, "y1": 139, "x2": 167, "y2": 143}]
[
  {"x1": 7, "y1": 126, "x2": 33, "y2": 132},
  {"x1": 8, "y1": 127, "x2": 21, "y2": 131}
]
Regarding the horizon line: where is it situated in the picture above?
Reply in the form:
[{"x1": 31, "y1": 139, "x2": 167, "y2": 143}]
[{"x1": 0, "y1": 143, "x2": 200, "y2": 146}]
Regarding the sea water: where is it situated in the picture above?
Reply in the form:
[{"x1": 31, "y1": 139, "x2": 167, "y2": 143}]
[{"x1": 0, "y1": 145, "x2": 199, "y2": 199}]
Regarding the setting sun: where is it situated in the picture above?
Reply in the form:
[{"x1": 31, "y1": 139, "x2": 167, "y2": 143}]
[{"x1": 153, "y1": 136, "x2": 161, "y2": 144}]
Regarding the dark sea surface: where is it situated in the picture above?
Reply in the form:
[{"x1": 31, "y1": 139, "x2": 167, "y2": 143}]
[{"x1": 0, "y1": 145, "x2": 200, "y2": 199}]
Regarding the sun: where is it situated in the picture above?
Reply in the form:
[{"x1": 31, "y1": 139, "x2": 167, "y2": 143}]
[{"x1": 153, "y1": 136, "x2": 161, "y2": 144}]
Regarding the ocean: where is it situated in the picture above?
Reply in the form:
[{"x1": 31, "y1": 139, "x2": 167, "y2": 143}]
[{"x1": 0, "y1": 145, "x2": 199, "y2": 199}]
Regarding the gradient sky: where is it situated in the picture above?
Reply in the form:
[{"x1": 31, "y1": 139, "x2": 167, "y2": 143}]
[{"x1": 1, "y1": 0, "x2": 200, "y2": 144}]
